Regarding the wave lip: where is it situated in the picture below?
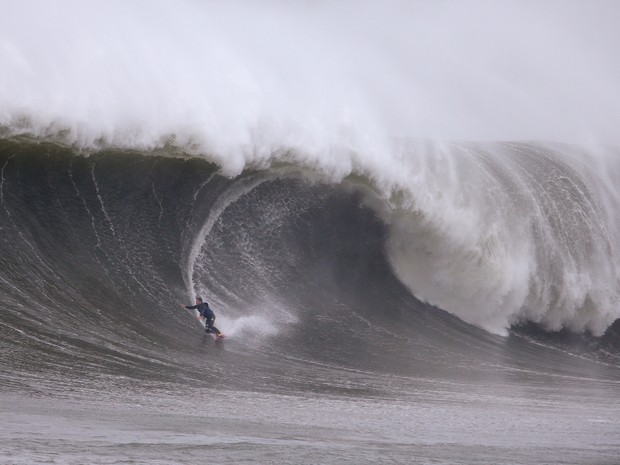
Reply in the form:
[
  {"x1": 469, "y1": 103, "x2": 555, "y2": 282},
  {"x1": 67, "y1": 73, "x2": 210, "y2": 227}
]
[{"x1": 384, "y1": 142, "x2": 620, "y2": 336}]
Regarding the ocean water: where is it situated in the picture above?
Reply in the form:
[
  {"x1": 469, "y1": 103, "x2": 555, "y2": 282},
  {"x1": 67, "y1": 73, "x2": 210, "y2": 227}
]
[{"x1": 1, "y1": 1, "x2": 620, "y2": 464}]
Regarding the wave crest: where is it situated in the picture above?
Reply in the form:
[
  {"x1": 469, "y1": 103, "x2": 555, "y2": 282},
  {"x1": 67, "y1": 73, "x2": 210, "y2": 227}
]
[{"x1": 382, "y1": 142, "x2": 620, "y2": 335}]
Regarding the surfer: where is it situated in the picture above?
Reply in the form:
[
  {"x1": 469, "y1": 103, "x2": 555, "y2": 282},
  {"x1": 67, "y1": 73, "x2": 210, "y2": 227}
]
[{"x1": 181, "y1": 297, "x2": 225, "y2": 339}]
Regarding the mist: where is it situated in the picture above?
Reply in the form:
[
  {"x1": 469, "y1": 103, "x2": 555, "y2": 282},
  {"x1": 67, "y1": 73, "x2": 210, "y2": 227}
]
[{"x1": 1, "y1": 0, "x2": 620, "y2": 165}]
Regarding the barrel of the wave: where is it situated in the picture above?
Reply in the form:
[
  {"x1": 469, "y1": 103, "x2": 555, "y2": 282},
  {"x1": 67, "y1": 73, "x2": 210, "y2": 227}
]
[{"x1": 180, "y1": 297, "x2": 226, "y2": 340}]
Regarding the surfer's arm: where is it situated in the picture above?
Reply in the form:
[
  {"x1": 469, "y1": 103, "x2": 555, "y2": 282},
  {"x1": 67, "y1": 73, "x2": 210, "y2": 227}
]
[{"x1": 181, "y1": 304, "x2": 205, "y2": 319}]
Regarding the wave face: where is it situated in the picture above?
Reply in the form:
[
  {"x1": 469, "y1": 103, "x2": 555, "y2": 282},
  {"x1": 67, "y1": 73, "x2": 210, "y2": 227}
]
[
  {"x1": 1, "y1": 140, "x2": 620, "y2": 464},
  {"x1": 1, "y1": 139, "x2": 619, "y2": 371}
]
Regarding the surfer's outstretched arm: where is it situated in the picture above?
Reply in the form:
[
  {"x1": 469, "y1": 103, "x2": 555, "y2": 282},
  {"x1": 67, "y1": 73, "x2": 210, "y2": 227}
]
[{"x1": 181, "y1": 303, "x2": 203, "y2": 321}]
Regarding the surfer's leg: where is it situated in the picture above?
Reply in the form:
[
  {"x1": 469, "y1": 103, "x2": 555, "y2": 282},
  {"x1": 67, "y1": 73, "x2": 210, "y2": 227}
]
[
  {"x1": 209, "y1": 321, "x2": 224, "y2": 338},
  {"x1": 205, "y1": 318, "x2": 222, "y2": 336},
  {"x1": 208, "y1": 317, "x2": 221, "y2": 335}
]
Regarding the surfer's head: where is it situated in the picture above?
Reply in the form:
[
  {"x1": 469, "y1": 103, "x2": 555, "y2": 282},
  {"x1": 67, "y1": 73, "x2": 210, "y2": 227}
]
[{"x1": 195, "y1": 297, "x2": 203, "y2": 303}]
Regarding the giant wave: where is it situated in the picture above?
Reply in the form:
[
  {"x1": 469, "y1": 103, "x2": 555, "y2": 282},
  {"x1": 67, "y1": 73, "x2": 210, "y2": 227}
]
[
  {"x1": 1, "y1": 0, "x2": 620, "y2": 382},
  {"x1": 3, "y1": 3, "x2": 620, "y2": 458}
]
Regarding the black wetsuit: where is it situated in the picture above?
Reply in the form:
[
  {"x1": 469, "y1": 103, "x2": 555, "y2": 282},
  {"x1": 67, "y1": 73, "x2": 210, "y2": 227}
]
[{"x1": 186, "y1": 301, "x2": 222, "y2": 336}]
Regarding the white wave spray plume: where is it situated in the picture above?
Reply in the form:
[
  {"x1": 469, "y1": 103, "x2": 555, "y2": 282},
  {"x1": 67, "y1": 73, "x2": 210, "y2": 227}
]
[{"x1": 2, "y1": 1, "x2": 620, "y2": 153}]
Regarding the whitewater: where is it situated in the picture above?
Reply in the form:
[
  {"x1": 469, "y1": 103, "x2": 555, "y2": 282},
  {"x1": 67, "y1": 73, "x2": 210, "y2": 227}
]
[{"x1": 1, "y1": 1, "x2": 620, "y2": 464}]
